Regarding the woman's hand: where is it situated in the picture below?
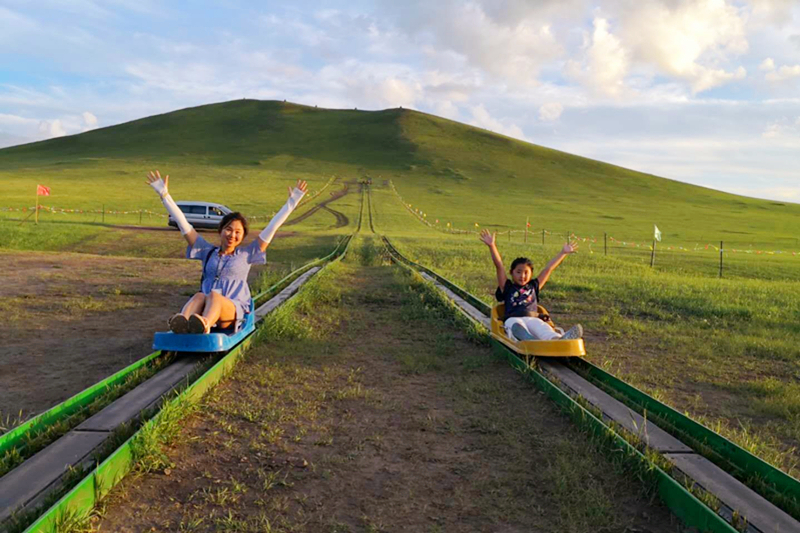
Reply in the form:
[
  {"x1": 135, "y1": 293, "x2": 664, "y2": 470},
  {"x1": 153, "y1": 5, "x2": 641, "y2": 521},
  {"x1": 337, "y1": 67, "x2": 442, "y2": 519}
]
[
  {"x1": 562, "y1": 241, "x2": 579, "y2": 254},
  {"x1": 479, "y1": 229, "x2": 496, "y2": 247},
  {"x1": 146, "y1": 170, "x2": 169, "y2": 198},
  {"x1": 288, "y1": 179, "x2": 308, "y2": 197}
]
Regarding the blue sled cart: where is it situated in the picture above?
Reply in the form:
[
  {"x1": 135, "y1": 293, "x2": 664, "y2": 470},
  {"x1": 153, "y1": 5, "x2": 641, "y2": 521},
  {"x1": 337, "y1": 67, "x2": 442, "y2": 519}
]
[{"x1": 153, "y1": 300, "x2": 256, "y2": 353}]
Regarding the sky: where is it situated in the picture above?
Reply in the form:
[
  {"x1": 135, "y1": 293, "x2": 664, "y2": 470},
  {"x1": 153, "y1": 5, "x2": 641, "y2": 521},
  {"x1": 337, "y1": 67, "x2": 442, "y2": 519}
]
[{"x1": 1, "y1": 0, "x2": 799, "y2": 202}]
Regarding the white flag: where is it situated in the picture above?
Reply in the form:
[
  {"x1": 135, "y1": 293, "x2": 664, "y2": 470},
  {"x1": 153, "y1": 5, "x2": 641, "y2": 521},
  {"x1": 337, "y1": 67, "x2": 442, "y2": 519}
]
[{"x1": 654, "y1": 224, "x2": 662, "y2": 242}]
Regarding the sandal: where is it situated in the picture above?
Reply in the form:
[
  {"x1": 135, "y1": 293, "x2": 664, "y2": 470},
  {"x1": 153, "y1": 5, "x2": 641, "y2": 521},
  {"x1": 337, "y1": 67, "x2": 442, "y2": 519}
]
[
  {"x1": 168, "y1": 314, "x2": 189, "y2": 334},
  {"x1": 188, "y1": 314, "x2": 211, "y2": 334}
]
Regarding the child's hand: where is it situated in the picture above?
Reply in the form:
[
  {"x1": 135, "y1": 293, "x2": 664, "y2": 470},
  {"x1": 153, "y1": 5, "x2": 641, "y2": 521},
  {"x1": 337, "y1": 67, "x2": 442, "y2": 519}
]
[
  {"x1": 288, "y1": 179, "x2": 308, "y2": 197},
  {"x1": 479, "y1": 229, "x2": 496, "y2": 247},
  {"x1": 562, "y1": 241, "x2": 578, "y2": 254}
]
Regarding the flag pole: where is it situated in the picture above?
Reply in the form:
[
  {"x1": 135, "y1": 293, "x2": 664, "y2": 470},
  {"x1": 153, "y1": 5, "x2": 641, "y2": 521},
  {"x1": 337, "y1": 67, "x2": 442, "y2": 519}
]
[
  {"x1": 35, "y1": 189, "x2": 40, "y2": 225},
  {"x1": 650, "y1": 240, "x2": 656, "y2": 267},
  {"x1": 524, "y1": 216, "x2": 528, "y2": 243}
]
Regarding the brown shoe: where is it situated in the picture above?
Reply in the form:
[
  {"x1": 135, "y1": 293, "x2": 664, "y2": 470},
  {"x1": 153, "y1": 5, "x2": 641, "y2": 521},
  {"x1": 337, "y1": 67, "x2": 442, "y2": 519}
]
[
  {"x1": 188, "y1": 314, "x2": 211, "y2": 334},
  {"x1": 168, "y1": 314, "x2": 189, "y2": 334}
]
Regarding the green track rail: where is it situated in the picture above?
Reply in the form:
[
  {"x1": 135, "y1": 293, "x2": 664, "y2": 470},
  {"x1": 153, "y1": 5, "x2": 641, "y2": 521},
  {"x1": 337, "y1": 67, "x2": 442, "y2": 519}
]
[
  {"x1": 0, "y1": 350, "x2": 163, "y2": 458},
  {"x1": 382, "y1": 233, "x2": 800, "y2": 531}
]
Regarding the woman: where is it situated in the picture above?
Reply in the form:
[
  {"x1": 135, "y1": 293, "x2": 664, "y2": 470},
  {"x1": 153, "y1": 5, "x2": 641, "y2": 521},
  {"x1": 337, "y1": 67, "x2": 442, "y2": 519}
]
[{"x1": 146, "y1": 170, "x2": 307, "y2": 334}]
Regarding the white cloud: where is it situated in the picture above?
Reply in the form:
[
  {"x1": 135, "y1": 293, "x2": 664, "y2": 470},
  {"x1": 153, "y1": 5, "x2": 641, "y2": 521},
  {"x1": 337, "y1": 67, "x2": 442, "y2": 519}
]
[
  {"x1": 432, "y1": 100, "x2": 460, "y2": 121},
  {"x1": 728, "y1": 185, "x2": 800, "y2": 202},
  {"x1": 0, "y1": 113, "x2": 39, "y2": 127},
  {"x1": 762, "y1": 122, "x2": 782, "y2": 138},
  {"x1": 759, "y1": 57, "x2": 775, "y2": 71},
  {"x1": 538, "y1": 102, "x2": 563, "y2": 121},
  {"x1": 762, "y1": 116, "x2": 800, "y2": 138},
  {"x1": 82, "y1": 111, "x2": 98, "y2": 129},
  {"x1": 387, "y1": 1, "x2": 566, "y2": 86},
  {"x1": 746, "y1": 0, "x2": 797, "y2": 28},
  {"x1": 765, "y1": 64, "x2": 800, "y2": 82},
  {"x1": 468, "y1": 104, "x2": 525, "y2": 139},
  {"x1": 38, "y1": 119, "x2": 66, "y2": 138},
  {"x1": 616, "y1": 0, "x2": 749, "y2": 93},
  {"x1": 566, "y1": 17, "x2": 630, "y2": 98}
]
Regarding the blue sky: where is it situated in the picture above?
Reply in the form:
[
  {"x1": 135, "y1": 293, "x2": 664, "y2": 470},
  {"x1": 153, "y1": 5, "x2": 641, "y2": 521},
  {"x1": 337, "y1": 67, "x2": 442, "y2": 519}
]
[{"x1": 1, "y1": 0, "x2": 799, "y2": 202}]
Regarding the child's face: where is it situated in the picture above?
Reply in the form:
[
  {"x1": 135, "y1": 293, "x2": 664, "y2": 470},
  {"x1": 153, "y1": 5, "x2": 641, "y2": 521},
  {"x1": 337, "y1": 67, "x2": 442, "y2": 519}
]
[{"x1": 511, "y1": 264, "x2": 533, "y2": 285}]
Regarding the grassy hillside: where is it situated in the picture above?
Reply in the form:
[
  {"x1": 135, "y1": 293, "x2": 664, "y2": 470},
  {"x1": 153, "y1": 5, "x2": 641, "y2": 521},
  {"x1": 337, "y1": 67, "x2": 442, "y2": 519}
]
[{"x1": 1, "y1": 99, "x2": 798, "y2": 247}]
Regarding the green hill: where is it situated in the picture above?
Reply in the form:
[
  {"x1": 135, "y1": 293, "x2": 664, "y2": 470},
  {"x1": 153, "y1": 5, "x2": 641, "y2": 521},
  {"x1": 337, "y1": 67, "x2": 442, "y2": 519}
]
[{"x1": 1, "y1": 99, "x2": 797, "y2": 245}]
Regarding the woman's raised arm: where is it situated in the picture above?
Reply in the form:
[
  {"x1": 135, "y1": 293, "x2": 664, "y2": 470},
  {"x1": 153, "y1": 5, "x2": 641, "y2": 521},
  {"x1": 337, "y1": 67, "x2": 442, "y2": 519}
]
[
  {"x1": 146, "y1": 170, "x2": 198, "y2": 246},
  {"x1": 256, "y1": 179, "x2": 308, "y2": 253}
]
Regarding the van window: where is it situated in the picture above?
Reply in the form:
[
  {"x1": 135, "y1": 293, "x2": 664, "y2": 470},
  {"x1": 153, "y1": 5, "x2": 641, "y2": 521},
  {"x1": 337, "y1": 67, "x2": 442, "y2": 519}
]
[
  {"x1": 209, "y1": 207, "x2": 225, "y2": 217},
  {"x1": 179, "y1": 205, "x2": 207, "y2": 215}
]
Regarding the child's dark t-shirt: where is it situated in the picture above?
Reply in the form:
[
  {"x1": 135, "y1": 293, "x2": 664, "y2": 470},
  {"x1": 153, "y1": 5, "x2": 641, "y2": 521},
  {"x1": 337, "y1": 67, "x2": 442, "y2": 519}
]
[{"x1": 495, "y1": 279, "x2": 540, "y2": 319}]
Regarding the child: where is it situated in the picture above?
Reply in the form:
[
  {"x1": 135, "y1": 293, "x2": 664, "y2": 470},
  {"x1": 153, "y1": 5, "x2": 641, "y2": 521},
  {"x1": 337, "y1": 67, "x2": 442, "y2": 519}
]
[{"x1": 479, "y1": 229, "x2": 583, "y2": 342}]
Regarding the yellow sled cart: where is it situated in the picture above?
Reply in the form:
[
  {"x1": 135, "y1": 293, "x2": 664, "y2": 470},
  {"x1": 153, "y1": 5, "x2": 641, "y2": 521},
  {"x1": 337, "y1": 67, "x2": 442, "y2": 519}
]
[{"x1": 491, "y1": 304, "x2": 586, "y2": 358}]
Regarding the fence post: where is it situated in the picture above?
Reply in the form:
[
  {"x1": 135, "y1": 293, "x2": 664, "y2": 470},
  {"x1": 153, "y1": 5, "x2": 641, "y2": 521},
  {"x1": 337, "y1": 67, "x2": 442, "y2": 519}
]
[
  {"x1": 604, "y1": 232, "x2": 607, "y2": 256},
  {"x1": 102, "y1": 204, "x2": 105, "y2": 224},
  {"x1": 139, "y1": 209, "x2": 143, "y2": 225},
  {"x1": 524, "y1": 216, "x2": 528, "y2": 243},
  {"x1": 719, "y1": 240, "x2": 723, "y2": 278}
]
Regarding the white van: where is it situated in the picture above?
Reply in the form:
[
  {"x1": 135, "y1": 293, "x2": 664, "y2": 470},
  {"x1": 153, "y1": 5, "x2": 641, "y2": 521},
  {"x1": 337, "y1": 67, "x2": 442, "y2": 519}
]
[{"x1": 169, "y1": 201, "x2": 233, "y2": 230}]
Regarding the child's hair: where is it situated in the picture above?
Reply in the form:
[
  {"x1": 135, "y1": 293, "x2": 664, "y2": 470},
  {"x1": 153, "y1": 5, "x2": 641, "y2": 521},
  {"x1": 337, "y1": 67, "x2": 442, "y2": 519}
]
[
  {"x1": 510, "y1": 257, "x2": 534, "y2": 273},
  {"x1": 218, "y1": 212, "x2": 249, "y2": 237}
]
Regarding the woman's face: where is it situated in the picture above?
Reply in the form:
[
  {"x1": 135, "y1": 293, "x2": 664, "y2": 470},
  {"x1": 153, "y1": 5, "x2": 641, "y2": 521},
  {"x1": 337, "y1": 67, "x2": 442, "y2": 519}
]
[{"x1": 220, "y1": 220, "x2": 245, "y2": 250}]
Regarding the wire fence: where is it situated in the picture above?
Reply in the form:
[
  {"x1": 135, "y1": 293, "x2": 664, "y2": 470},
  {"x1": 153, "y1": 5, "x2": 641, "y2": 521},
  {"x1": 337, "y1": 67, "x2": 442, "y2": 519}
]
[
  {"x1": 388, "y1": 180, "x2": 800, "y2": 280},
  {"x1": 1, "y1": 175, "x2": 340, "y2": 227}
]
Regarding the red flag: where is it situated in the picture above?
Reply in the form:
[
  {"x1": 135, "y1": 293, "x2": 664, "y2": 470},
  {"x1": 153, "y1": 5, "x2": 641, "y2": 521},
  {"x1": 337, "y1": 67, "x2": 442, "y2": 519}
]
[
  {"x1": 37, "y1": 184, "x2": 51, "y2": 196},
  {"x1": 526, "y1": 222, "x2": 531, "y2": 227}
]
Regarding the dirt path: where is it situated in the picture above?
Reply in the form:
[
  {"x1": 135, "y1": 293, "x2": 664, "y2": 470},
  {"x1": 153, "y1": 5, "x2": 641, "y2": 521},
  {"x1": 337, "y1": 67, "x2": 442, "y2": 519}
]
[
  {"x1": 0, "y1": 250, "x2": 269, "y2": 420},
  {"x1": 97, "y1": 247, "x2": 679, "y2": 532},
  {"x1": 286, "y1": 183, "x2": 350, "y2": 229}
]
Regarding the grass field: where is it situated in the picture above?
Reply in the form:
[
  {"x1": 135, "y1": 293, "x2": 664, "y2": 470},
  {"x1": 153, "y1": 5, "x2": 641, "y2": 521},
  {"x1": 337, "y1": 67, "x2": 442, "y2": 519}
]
[
  {"x1": 1, "y1": 98, "x2": 798, "y2": 479},
  {"x1": 370, "y1": 183, "x2": 800, "y2": 476}
]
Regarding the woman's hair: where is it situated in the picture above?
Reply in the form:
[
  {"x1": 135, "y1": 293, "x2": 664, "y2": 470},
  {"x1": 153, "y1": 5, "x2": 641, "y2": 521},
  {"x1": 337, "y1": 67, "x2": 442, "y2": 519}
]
[
  {"x1": 510, "y1": 257, "x2": 534, "y2": 273},
  {"x1": 218, "y1": 212, "x2": 249, "y2": 237}
]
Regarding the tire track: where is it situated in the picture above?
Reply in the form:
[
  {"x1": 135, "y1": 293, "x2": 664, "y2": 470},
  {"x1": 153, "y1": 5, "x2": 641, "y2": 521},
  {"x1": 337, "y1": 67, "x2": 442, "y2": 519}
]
[{"x1": 285, "y1": 183, "x2": 350, "y2": 229}]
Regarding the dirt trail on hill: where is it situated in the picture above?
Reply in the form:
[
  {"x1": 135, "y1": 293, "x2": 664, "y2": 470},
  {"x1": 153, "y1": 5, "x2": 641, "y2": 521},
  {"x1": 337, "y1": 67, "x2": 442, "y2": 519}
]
[
  {"x1": 97, "y1": 256, "x2": 678, "y2": 533},
  {"x1": 285, "y1": 183, "x2": 350, "y2": 229}
]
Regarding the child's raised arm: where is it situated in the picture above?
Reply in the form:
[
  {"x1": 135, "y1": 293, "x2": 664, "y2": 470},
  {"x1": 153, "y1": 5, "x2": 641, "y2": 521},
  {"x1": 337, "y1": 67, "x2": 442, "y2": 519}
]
[
  {"x1": 537, "y1": 241, "x2": 578, "y2": 289},
  {"x1": 479, "y1": 229, "x2": 507, "y2": 290}
]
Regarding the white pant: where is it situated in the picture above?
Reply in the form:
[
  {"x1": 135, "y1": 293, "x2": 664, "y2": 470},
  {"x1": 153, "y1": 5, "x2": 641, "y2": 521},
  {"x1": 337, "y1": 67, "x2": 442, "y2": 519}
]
[{"x1": 504, "y1": 317, "x2": 562, "y2": 341}]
